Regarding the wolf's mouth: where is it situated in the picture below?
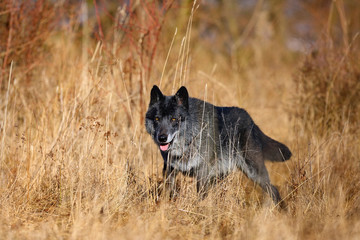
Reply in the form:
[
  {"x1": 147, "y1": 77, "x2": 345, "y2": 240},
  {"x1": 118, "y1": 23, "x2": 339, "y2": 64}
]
[
  {"x1": 159, "y1": 135, "x2": 176, "y2": 152},
  {"x1": 159, "y1": 143, "x2": 170, "y2": 151}
]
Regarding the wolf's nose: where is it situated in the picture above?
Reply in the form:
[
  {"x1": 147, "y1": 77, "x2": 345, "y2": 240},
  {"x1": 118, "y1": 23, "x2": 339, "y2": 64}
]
[{"x1": 158, "y1": 134, "x2": 168, "y2": 143}]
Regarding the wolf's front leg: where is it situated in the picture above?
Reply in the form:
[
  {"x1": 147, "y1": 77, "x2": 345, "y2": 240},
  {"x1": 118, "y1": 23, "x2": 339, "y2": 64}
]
[
  {"x1": 195, "y1": 168, "x2": 212, "y2": 199},
  {"x1": 162, "y1": 163, "x2": 178, "y2": 199},
  {"x1": 160, "y1": 152, "x2": 178, "y2": 198}
]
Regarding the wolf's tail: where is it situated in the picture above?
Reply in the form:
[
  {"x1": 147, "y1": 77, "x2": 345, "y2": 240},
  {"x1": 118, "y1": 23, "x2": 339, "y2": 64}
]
[{"x1": 256, "y1": 125, "x2": 292, "y2": 162}]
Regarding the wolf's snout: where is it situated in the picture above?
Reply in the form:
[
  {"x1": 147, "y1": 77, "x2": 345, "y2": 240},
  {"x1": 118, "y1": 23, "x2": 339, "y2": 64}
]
[{"x1": 158, "y1": 134, "x2": 168, "y2": 143}]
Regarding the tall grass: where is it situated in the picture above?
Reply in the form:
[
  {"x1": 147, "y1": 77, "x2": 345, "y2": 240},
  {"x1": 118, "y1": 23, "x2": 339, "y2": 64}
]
[{"x1": 0, "y1": 0, "x2": 359, "y2": 239}]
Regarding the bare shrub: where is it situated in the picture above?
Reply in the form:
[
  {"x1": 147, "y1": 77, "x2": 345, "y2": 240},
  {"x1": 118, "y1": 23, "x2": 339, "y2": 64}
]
[
  {"x1": 292, "y1": 38, "x2": 360, "y2": 138},
  {"x1": 0, "y1": 0, "x2": 67, "y2": 87}
]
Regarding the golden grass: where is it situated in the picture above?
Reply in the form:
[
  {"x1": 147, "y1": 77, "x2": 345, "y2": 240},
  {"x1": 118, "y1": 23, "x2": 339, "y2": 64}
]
[{"x1": 1, "y1": 1, "x2": 360, "y2": 239}]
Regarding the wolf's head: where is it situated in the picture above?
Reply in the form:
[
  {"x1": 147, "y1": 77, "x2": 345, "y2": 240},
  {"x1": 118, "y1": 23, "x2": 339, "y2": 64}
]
[{"x1": 145, "y1": 85, "x2": 189, "y2": 154}]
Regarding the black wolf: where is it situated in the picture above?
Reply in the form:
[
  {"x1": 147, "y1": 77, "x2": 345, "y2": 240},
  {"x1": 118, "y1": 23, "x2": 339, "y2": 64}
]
[{"x1": 145, "y1": 85, "x2": 292, "y2": 205}]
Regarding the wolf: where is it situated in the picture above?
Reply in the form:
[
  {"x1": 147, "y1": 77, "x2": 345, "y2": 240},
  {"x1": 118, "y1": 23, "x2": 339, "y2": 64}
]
[{"x1": 145, "y1": 85, "x2": 292, "y2": 206}]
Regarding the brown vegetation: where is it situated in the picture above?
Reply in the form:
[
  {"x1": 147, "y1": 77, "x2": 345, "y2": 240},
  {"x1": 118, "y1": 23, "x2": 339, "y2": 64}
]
[{"x1": 0, "y1": 0, "x2": 359, "y2": 239}]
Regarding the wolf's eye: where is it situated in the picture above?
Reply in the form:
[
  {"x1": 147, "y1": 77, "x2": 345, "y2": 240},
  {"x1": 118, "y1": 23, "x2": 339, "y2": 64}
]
[
  {"x1": 155, "y1": 117, "x2": 159, "y2": 121},
  {"x1": 171, "y1": 117, "x2": 177, "y2": 122}
]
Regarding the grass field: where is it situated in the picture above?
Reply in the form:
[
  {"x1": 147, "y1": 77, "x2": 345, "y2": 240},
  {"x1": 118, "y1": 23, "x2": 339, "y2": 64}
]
[{"x1": 1, "y1": 1, "x2": 359, "y2": 239}]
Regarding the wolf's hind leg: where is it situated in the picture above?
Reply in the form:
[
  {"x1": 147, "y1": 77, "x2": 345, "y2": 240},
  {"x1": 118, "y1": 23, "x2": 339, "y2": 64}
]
[
  {"x1": 259, "y1": 182, "x2": 282, "y2": 206},
  {"x1": 241, "y1": 158, "x2": 283, "y2": 206}
]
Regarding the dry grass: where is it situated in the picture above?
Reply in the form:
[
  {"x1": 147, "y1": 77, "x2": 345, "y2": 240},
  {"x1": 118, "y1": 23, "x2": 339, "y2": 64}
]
[{"x1": 0, "y1": 1, "x2": 359, "y2": 239}]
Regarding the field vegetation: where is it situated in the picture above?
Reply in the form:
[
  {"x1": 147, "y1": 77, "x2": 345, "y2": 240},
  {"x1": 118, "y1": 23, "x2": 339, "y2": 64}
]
[{"x1": 0, "y1": 0, "x2": 359, "y2": 239}]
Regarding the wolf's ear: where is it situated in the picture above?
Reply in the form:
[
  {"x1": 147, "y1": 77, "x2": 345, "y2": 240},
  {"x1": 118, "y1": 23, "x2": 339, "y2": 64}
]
[
  {"x1": 150, "y1": 85, "x2": 164, "y2": 106},
  {"x1": 175, "y1": 86, "x2": 189, "y2": 109}
]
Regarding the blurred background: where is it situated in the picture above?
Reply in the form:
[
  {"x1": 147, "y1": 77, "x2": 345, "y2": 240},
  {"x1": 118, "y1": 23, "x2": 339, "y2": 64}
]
[{"x1": 1, "y1": 0, "x2": 359, "y2": 126}]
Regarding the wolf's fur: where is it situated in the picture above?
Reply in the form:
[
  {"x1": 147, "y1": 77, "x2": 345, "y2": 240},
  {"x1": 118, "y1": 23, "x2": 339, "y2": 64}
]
[{"x1": 145, "y1": 85, "x2": 292, "y2": 205}]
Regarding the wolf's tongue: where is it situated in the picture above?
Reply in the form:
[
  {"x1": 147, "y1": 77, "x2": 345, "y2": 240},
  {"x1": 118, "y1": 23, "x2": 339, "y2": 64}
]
[{"x1": 160, "y1": 143, "x2": 169, "y2": 151}]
